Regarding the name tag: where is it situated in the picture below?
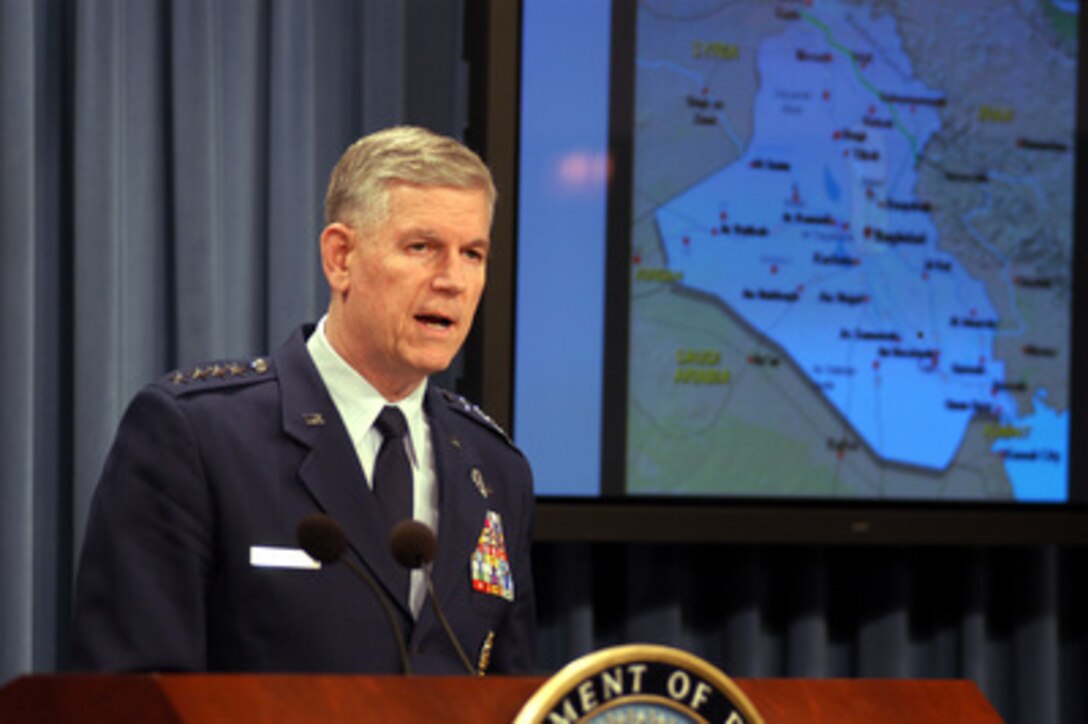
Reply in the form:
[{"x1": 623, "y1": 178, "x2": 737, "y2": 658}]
[{"x1": 249, "y1": 546, "x2": 321, "y2": 570}]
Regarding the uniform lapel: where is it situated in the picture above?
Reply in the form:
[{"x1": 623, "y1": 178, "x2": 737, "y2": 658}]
[
  {"x1": 420, "y1": 390, "x2": 489, "y2": 630},
  {"x1": 274, "y1": 326, "x2": 411, "y2": 617}
]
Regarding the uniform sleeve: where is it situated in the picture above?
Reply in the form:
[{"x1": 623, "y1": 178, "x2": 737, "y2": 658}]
[
  {"x1": 69, "y1": 385, "x2": 214, "y2": 672},
  {"x1": 487, "y1": 457, "x2": 538, "y2": 674}
]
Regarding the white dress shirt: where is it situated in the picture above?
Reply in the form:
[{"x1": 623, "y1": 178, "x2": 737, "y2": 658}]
[{"x1": 306, "y1": 316, "x2": 437, "y2": 618}]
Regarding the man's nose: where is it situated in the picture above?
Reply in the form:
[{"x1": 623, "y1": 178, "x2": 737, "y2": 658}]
[{"x1": 433, "y1": 251, "x2": 468, "y2": 292}]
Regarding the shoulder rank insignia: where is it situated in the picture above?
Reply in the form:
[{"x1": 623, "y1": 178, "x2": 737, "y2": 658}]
[
  {"x1": 440, "y1": 389, "x2": 514, "y2": 446},
  {"x1": 165, "y1": 356, "x2": 272, "y2": 387}
]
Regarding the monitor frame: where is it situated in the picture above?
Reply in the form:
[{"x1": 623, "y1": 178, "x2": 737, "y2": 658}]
[{"x1": 463, "y1": 0, "x2": 1088, "y2": 545}]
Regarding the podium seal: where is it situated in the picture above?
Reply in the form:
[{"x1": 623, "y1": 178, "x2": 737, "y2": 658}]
[{"x1": 515, "y1": 644, "x2": 763, "y2": 724}]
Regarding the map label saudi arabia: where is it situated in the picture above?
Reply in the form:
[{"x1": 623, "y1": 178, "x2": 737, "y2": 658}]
[{"x1": 654, "y1": 6, "x2": 1035, "y2": 473}]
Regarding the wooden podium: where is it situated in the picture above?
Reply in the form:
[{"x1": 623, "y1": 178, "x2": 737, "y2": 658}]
[{"x1": 0, "y1": 673, "x2": 1001, "y2": 722}]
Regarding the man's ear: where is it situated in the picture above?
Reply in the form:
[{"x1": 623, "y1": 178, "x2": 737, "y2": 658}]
[{"x1": 320, "y1": 223, "x2": 354, "y2": 292}]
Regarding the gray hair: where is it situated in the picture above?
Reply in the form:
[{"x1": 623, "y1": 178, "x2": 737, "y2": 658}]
[{"x1": 324, "y1": 125, "x2": 497, "y2": 230}]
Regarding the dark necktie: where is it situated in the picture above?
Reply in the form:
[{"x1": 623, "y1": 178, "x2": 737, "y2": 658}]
[
  {"x1": 373, "y1": 406, "x2": 414, "y2": 528},
  {"x1": 373, "y1": 406, "x2": 413, "y2": 606}
]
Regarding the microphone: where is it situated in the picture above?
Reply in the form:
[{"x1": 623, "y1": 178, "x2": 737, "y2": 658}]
[
  {"x1": 389, "y1": 519, "x2": 477, "y2": 675},
  {"x1": 389, "y1": 519, "x2": 438, "y2": 569},
  {"x1": 296, "y1": 513, "x2": 413, "y2": 675}
]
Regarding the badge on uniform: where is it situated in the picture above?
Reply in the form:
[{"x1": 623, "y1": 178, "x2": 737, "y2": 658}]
[{"x1": 470, "y1": 511, "x2": 514, "y2": 601}]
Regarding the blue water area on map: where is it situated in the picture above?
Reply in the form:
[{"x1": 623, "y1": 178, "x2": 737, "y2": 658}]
[{"x1": 991, "y1": 392, "x2": 1069, "y2": 502}]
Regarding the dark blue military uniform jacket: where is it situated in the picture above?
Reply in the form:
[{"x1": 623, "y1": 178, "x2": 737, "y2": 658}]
[{"x1": 70, "y1": 325, "x2": 536, "y2": 674}]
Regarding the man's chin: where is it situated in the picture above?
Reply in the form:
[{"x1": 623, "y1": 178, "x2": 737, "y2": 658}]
[{"x1": 406, "y1": 352, "x2": 459, "y2": 378}]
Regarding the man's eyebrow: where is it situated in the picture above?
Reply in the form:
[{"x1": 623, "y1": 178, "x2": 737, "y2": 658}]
[
  {"x1": 404, "y1": 228, "x2": 490, "y2": 246},
  {"x1": 402, "y1": 224, "x2": 491, "y2": 247},
  {"x1": 403, "y1": 227, "x2": 441, "y2": 240}
]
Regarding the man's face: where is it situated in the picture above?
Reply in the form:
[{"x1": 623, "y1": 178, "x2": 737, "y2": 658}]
[{"x1": 327, "y1": 182, "x2": 491, "y2": 400}]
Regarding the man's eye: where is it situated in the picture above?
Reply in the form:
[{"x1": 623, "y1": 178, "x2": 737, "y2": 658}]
[{"x1": 464, "y1": 248, "x2": 487, "y2": 262}]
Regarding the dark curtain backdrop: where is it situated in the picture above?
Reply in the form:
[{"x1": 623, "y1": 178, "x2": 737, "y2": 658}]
[{"x1": 0, "y1": 2, "x2": 1084, "y2": 723}]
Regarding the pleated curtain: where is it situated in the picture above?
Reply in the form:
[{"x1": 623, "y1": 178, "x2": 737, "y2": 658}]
[{"x1": 0, "y1": 3, "x2": 1083, "y2": 723}]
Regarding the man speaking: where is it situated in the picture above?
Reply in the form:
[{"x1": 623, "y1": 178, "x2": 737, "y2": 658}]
[{"x1": 70, "y1": 126, "x2": 536, "y2": 674}]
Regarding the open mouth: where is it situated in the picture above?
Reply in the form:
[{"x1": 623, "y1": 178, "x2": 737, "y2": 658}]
[{"x1": 415, "y1": 313, "x2": 454, "y2": 329}]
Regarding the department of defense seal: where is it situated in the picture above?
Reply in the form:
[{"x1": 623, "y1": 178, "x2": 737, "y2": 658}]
[{"x1": 515, "y1": 644, "x2": 763, "y2": 724}]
